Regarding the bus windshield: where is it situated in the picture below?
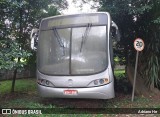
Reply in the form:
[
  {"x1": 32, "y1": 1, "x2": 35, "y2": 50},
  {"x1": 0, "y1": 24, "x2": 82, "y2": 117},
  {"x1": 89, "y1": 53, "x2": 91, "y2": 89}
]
[{"x1": 38, "y1": 25, "x2": 108, "y2": 75}]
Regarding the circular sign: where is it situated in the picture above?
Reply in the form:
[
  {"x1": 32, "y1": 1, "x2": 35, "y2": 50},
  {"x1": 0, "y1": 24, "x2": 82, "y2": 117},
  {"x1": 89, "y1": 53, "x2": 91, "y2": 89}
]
[{"x1": 134, "y1": 38, "x2": 144, "y2": 51}]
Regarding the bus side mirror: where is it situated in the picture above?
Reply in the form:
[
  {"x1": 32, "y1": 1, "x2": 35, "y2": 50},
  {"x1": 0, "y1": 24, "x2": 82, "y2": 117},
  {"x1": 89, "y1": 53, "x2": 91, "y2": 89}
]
[
  {"x1": 30, "y1": 28, "x2": 39, "y2": 50},
  {"x1": 111, "y1": 21, "x2": 120, "y2": 42}
]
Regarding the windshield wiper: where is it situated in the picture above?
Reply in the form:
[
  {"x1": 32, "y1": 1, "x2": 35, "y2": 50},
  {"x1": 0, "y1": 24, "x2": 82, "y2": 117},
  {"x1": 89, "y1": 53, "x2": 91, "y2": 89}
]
[
  {"x1": 53, "y1": 28, "x2": 65, "y2": 55},
  {"x1": 80, "y1": 23, "x2": 92, "y2": 52}
]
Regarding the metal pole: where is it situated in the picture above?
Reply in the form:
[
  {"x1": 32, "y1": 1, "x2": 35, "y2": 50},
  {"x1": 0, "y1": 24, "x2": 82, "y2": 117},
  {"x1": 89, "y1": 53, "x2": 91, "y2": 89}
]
[{"x1": 131, "y1": 51, "x2": 139, "y2": 102}]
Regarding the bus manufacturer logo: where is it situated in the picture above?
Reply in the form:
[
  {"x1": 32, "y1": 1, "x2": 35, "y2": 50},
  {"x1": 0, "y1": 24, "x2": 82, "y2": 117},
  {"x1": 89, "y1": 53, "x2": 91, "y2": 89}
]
[{"x1": 68, "y1": 79, "x2": 73, "y2": 87}]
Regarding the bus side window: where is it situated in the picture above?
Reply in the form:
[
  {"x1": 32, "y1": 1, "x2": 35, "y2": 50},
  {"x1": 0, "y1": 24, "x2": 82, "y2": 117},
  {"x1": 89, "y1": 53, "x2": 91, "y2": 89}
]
[{"x1": 109, "y1": 32, "x2": 114, "y2": 67}]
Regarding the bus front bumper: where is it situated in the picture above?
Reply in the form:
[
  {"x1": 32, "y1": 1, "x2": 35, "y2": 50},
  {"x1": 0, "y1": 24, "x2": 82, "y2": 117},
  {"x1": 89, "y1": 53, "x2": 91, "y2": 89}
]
[{"x1": 37, "y1": 82, "x2": 115, "y2": 99}]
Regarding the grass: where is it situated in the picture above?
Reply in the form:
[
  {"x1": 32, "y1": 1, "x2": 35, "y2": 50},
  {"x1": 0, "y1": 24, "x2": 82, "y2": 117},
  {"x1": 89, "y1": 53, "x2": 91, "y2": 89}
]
[
  {"x1": 0, "y1": 74, "x2": 160, "y2": 116},
  {"x1": 114, "y1": 69, "x2": 125, "y2": 78},
  {"x1": 0, "y1": 78, "x2": 36, "y2": 94}
]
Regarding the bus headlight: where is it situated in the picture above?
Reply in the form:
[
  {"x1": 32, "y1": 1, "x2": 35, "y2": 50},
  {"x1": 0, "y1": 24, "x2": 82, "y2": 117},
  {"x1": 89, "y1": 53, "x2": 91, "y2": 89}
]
[
  {"x1": 37, "y1": 79, "x2": 54, "y2": 87},
  {"x1": 87, "y1": 78, "x2": 109, "y2": 87}
]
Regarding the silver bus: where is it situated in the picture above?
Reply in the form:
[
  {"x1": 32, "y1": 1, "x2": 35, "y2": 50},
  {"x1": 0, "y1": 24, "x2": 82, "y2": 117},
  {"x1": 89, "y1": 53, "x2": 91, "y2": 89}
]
[{"x1": 30, "y1": 12, "x2": 120, "y2": 99}]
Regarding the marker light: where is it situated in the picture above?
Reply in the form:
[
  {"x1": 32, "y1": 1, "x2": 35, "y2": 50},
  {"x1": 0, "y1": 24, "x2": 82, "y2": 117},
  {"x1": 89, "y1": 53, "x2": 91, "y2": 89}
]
[
  {"x1": 37, "y1": 79, "x2": 54, "y2": 87},
  {"x1": 88, "y1": 78, "x2": 110, "y2": 87}
]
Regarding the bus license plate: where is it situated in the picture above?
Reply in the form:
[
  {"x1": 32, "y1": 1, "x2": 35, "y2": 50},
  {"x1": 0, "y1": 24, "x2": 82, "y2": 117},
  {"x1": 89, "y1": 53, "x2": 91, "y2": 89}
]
[{"x1": 64, "y1": 90, "x2": 78, "y2": 95}]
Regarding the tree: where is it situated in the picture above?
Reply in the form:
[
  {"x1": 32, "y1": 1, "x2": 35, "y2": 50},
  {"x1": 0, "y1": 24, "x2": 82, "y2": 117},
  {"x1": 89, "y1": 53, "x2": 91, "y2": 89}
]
[
  {"x1": 130, "y1": 0, "x2": 160, "y2": 90},
  {"x1": 0, "y1": 39, "x2": 32, "y2": 92},
  {"x1": 0, "y1": 0, "x2": 68, "y2": 45},
  {"x1": 0, "y1": 0, "x2": 68, "y2": 92},
  {"x1": 98, "y1": 0, "x2": 160, "y2": 90}
]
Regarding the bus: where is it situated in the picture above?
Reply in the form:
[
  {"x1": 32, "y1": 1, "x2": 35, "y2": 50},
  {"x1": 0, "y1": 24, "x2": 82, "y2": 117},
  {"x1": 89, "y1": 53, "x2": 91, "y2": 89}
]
[{"x1": 30, "y1": 12, "x2": 120, "y2": 99}]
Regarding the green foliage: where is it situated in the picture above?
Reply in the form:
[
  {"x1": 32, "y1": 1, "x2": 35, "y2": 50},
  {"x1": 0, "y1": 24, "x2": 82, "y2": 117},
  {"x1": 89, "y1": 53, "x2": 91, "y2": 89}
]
[
  {"x1": 0, "y1": 0, "x2": 68, "y2": 70},
  {"x1": 153, "y1": 17, "x2": 160, "y2": 24},
  {"x1": 96, "y1": 0, "x2": 160, "y2": 89},
  {"x1": 0, "y1": 39, "x2": 32, "y2": 70},
  {"x1": 0, "y1": 0, "x2": 67, "y2": 43},
  {"x1": 129, "y1": 4, "x2": 153, "y2": 14},
  {"x1": 140, "y1": 31, "x2": 160, "y2": 88},
  {"x1": 114, "y1": 69, "x2": 125, "y2": 79}
]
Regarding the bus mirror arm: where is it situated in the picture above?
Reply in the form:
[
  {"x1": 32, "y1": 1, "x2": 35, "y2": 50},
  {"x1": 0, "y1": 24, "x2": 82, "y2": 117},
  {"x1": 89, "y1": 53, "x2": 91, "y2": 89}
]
[
  {"x1": 30, "y1": 28, "x2": 39, "y2": 50},
  {"x1": 111, "y1": 21, "x2": 121, "y2": 41}
]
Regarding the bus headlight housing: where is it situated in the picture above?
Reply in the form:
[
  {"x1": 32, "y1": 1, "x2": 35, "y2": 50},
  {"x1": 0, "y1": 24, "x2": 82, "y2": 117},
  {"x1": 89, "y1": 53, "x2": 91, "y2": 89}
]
[
  {"x1": 88, "y1": 78, "x2": 110, "y2": 87},
  {"x1": 37, "y1": 79, "x2": 54, "y2": 87}
]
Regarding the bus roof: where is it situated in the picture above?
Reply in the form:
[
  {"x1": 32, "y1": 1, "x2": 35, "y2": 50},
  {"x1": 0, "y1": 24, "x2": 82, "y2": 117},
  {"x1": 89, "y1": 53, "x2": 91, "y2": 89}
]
[{"x1": 40, "y1": 12, "x2": 110, "y2": 30}]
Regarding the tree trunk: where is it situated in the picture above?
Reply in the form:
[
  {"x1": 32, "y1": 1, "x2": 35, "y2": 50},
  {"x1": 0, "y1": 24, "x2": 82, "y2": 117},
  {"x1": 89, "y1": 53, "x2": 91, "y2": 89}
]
[
  {"x1": 126, "y1": 63, "x2": 150, "y2": 96},
  {"x1": 10, "y1": 6, "x2": 23, "y2": 93},
  {"x1": 11, "y1": 68, "x2": 17, "y2": 93}
]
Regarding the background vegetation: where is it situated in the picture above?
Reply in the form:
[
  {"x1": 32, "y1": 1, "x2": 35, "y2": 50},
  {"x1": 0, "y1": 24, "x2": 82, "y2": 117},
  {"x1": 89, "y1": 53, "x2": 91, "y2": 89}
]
[
  {"x1": 0, "y1": 0, "x2": 68, "y2": 92},
  {"x1": 81, "y1": 0, "x2": 160, "y2": 90},
  {"x1": 100, "y1": 0, "x2": 160, "y2": 90}
]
